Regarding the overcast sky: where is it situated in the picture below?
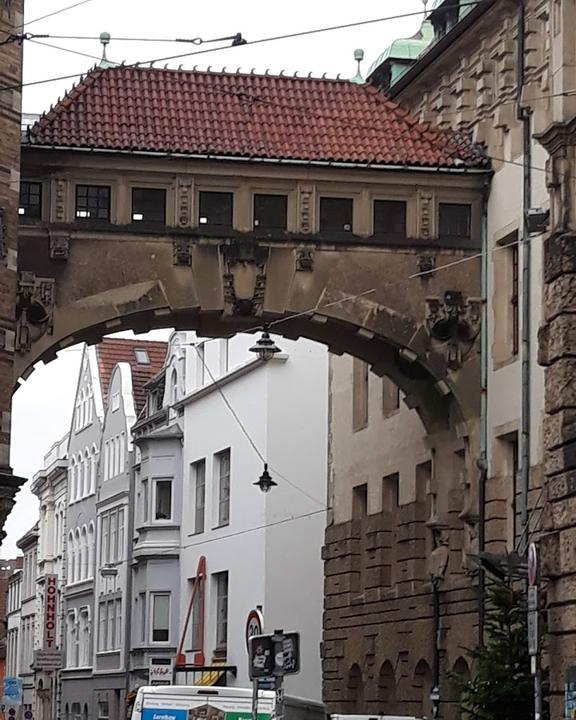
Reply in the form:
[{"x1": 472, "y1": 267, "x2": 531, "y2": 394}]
[{"x1": 2, "y1": 0, "x2": 427, "y2": 556}]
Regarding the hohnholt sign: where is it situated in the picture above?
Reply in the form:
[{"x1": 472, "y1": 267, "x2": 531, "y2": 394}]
[{"x1": 43, "y1": 574, "x2": 58, "y2": 650}]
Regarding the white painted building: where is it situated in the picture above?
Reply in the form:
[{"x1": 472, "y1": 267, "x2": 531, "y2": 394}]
[
  {"x1": 165, "y1": 332, "x2": 328, "y2": 700},
  {"x1": 30, "y1": 434, "x2": 68, "y2": 720}
]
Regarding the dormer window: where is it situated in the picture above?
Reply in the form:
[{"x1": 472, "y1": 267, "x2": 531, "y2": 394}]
[
  {"x1": 132, "y1": 188, "x2": 166, "y2": 224},
  {"x1": 319, "y1": 197, "x2": 353, "y2": 233},
  {"x1": 134, "y1": 348, "x2": 150, "y2": 365},
  {"x1": 19, "y1": 181, "x2": 42, "y2": 218},
  {"x1": 199, "y1": 191, "x2": 233, "y2": 227},
  {"x1": 76, "y1": 185, "x2": 111, "y2": 221}
]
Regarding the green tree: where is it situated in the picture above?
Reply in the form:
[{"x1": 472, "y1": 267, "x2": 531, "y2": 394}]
[{"x1": 452, "y1": 578, "x2": 548, "y2": 720}]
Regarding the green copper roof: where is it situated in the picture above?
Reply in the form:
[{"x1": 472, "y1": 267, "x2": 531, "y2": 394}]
[{"x1": 368, "y1": 20, "x2": 434, "y2": 78}]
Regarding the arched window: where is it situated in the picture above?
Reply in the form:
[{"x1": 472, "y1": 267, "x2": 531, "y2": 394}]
[
  {"x1": 110, "y1": 439, "x2": 116, "y2": 479},
  {"x1": 69, "y1": 460, "x2": 76, "y2": 504},
  {"x1": 378, "y1": 661, "x2": 396, "y2": 711},
  {"x1": 66, "y1": 611, "x2": 77, "y2": 667},
  {"x1": 413, "y1": 659, "x2": 433, "y2": 718},
  {"x1": 83, "y1": 450, "x2": 90, "y2": 497},
  {"x1": 347, "y1": 664, "x2": 364, "y2": 708},
  {"x1": 170, "y1": 368, "x2": 178, "y2": 405},
  {"x1": 80, "y1": 526, "x2": 88, "y2": 580},
  {"x1": 450, "y1": 657, "x2": 471, "y2": 718},
  {"x1": 119, "y1": 433, "x2": 125, "y2": 474},
  {"x1": 67, "y1": 531, "x2": 75, "y2": 583},
  {"x1": 87, "y1": 387, "x2": 93, "y2": 424},
  {"x1": 88, "y1": 523, "x2": 95, "y2": 578},
  {"x1": 78, "y1": 609, "x2": 91, "y2": 667},
  {"x1": 74, "y1": 529, "x2": 81, "y2": 582},
  {"x1": 90, "y1": 445, "x2": 98, "y2": 494},
  {"x1": 65, "y1": 704, "x2": 70, "y2": 720}
]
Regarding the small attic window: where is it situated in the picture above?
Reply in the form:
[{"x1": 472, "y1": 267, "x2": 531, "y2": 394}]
[{"x1": 134, "y1": 348, "x2": 150, "y2": 365}]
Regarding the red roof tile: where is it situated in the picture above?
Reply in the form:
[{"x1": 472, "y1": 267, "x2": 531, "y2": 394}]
[
  {"x1": 28, "y1": 66, "x2": 488, "y2": 169},
  {"x1": 95, "y1": 338, "x2": 167, "y2": 414}
]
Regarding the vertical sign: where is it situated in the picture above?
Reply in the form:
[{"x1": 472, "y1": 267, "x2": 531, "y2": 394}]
[
  {"x1": 43, "y1": 574, "x2": 59, "y2": 650},
  {"x1": 149, "y1": 658, "x2": 173, "y2": 686}
]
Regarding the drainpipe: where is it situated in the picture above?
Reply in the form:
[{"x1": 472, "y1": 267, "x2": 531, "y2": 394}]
[
  {"x1": 515, "y1": 0, "x2": 532, "y2": 553},
  {"x1": 432, "y1": 581, "x2": 441, "y2": 719},
  {"x1": 123, "y1": 453, "x2": 136, "y2": 716},
  {"x1": 477, "y1": 179, "x2": 489, "y2": 645}
]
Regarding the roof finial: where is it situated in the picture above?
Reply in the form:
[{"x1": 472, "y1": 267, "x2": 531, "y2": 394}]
[
  {"x1": 422, "y1": 0, "x2": 429, "y2": 18},
  {"x1": 350, "y1": 48, "x2": 364, "y2": 84},
  {"x1": 99, "y1": 31, "x2": 118, "y2": 69}
]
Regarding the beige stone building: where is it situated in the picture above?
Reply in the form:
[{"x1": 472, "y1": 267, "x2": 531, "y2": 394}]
[{"x1": 324, "y1": 0, "x2": 576, "y2": 718}]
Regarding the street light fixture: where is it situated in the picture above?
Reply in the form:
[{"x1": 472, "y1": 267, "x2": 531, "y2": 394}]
[
  {"x1": 254, "y1": 463, "x2": 277, "y2": 493},
  {"x1": 249, "y1": 326, "x2": 281, "y2": 362}
]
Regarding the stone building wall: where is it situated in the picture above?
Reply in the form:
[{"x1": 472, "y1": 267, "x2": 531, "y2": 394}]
[{"x1": 0, "y1": 0, "x2": 25, "y2": 539}]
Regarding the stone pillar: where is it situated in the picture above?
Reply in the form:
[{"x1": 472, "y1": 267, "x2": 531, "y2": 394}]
[{"x1": 0, "y1": 0, "x2": 27, "y2": 539}]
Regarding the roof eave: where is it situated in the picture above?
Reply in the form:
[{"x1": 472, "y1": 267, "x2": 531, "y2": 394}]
[
  {"x1": 385, "y1": 0, "x2": 498, "y2": 99},
  {"x1": 23, "y1": 143, "x2": 490, "y2": 174}
]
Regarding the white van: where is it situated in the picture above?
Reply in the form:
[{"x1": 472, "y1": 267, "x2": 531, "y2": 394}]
[{"x1": 130, "y1": 685, "x2": 326, "y2": 720}]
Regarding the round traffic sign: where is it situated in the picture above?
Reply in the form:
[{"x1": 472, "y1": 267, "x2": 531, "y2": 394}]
[
  {"x1": 528, "y1": 542, "x2": 538, "y2": 586},
  {"x1": 245, "y1": 609, "x2": 263, "y2": 651},
  {"x1": 24, "y1": 711, "x2": 33, "y2": 719}
]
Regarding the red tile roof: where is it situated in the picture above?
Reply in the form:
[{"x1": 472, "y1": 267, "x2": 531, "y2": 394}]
[
  {"x1": 28, "y1": 66, "x2": 488, "y2": 169},
  {"x1": 95, "y1": 338, "x2": 167, "y2": 414}
]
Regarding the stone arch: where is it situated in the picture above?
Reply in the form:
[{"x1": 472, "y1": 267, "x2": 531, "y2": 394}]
[
  {"x1": 413, "y1": 658, "x2": 433, "y2": 717},
  {"x1": 67, "y1": 530, "x2": 75, "y2": 583},
  {"x1": 378, "y1": 660, "x2": 397, "y2": 710},
  {"x1": 347, "y1": 663, "x2": 364, "y2": 708},
  {"x1": 74, "y1": 528, "x2": 81, "y2": 582}
]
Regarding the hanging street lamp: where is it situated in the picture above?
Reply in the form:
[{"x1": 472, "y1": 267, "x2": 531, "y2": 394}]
[
  {"x1": 254, "y1": 463, "x2": 277, "y2": 493},
  {"x1": 249, "y1": 326, "x2": 281, "y2": 362}
]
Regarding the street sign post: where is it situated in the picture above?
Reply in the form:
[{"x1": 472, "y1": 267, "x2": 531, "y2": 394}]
[
  {"x1": 249, "y1": 630, "x2": 300, "y2": 720},
  {"x1": 245, "y1": 609, "x2": 264, "y2": 653},
  {"x1": 527, "y1": 542, "x2": 542, "y2": 720}
]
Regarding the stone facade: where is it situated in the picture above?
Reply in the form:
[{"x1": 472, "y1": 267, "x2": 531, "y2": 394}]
[{"x1": 0, "y1": 0, "x2": 25, "y2": 541}]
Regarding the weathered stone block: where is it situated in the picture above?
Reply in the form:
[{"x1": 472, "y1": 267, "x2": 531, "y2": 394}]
[
  {"x1": 545, "y1": 359, "x2": 576, "y2": 413},
  {"x1": 544, "y1": 233, "x2": 576, "y2": 284},
  {"x1": 544, "y1": 274, "x2": 576, "y2": 321},
  {"x1": 539, "y1": 314, "x2": 576, "y2": 366}
]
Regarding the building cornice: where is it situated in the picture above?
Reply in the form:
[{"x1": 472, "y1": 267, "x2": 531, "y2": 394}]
[{"x1": 534, "y1": 116, "x2": 576, "y2": 156}]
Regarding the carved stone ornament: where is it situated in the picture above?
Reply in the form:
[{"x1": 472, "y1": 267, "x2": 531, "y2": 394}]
[
  {"x1": 222, "y1": 240, "x2": 268, "y2": 317},
  {"x1": 426, "y1": 291, "x2": 481, "y2": 369},
  {"x1": 49, "y1": 232, "x2": 70, "y2": 260},
  {"x1": 429, "y1": 526, "x2": 450, "y2": 585},
  {"x1": 173, "y1": 236, "x2": 192, "y2": 266},
  {"x1": 295, "y1": 248, "x2": 314, "y2": 272},
  {"x1": 16, "y1": 272, "x2": 55, "y2": 352}
]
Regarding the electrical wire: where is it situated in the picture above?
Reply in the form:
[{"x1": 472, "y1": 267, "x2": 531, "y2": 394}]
[
  {"x1": 27, "y1": 37, "x2": 102, "y2": 62},
  {"x1": 20, "y1": 0, "x2": 95, "y2": 29},
  {"x1": 2, "y1": 1, "x2": 482, "y2": 92}
]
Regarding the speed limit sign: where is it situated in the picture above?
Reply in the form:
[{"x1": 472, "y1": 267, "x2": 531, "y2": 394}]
[{"x1": 245, "y1": 609, "x2": 263, "y2": 652}]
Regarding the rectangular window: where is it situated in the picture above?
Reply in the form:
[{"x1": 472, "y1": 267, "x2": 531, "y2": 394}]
[
  {"x1": 352, "y1": 483, "x2": 368, "y2": 519},
  {"x1": 154, "y1": 479, "x2": 173, "y2": 521},
  {"x1": 75, "y1": 184, "x2": 111, "y2": 220},
  {"x1": 101, "y1": 514, "x2": 110, "y2": 564},
  {"x1": 196, "y1": 343, "x2": 205, "y2": 387},
  {"x1": 134, "y1": 348, "x2": 150, "y2": 364},
  {"x1": 214, "y1": 572, "x2": 228, "y2": 650},
  {"x1": 438, "y1": 202, "x2": 471, "y2": 240},
  {"x1": 382, "y1": 473, "x2": 399, "y2": 512},
  {"x1": 382, "y1": 376, "x2": 400, "y2": 416},
  {"x1": 98, "y1": 702, "x2": 110, "y2": 720},
  {"x1": 98, "y1": 602, "x2": 107, "y2": 652},
  {"x1": 352, "y1": 358, "x2": 369, "y2": 431},
  {"x1": 510, "y1": 243, "x2": 519, "y2": 356},
  {"x1": 373, "y1": 200, "x2": 406, "y2": 236},
  {"x1": 117, "y1": 508, "x2": 125, "y2": 562},
  {"x1": 139, "y1": 593, "x2": 147, "y2": 643},
  {"x1": 142, "y1": 479, "x2": 149, "y2": 523},
  {"x1": 132, "y1": 187, "x2": 166, "y2": 223},
  {"x1": 151, "y1": 593, "x2": 170, "y2": 643},
  {"x1": 115, "y1": 599, "x2": 122, "y2": 649},
  {"x1": 319, "y1": 197, "x2": 353, "y2": 232},
  {"x1": 192, "y1": 460, "x2": 206, "y2": 534},
  {"x1": 19, "y1": 181, "x2": 42, "y2": 218},
  {"x1": 253, "y1": 194, "x2": 287, "y2": 230},
  {"x1": 216, "y1": 450, "x2": 231, "y2": 527},
  {"x1": 199, "y1": 191, "x2": 233, "y2": 227}
]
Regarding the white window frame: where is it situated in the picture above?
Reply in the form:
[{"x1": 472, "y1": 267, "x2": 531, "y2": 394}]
[
  {"x1": 153, "y1": 478, "x2": 173, "y2": 523},
  {"x1": 150, "y1": 592, "x2": 171, "y2": 644},
  {"x1": 215, "y1": 449, "x2": 231, "y2": 527},
  {"x1": 191, "y1": 460, "x2": 206, "y2": 535}
]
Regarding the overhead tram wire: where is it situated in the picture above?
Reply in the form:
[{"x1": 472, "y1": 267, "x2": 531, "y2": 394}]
[
  {"x1": 1, "y1": 1, "x2": 483, "y2": 91},
  {"x1": 19, "y1": 0, "x2": 95, "y2": 28},
  {"x1": 27, "y1": 37, "x2": 102, "y2": 62}
]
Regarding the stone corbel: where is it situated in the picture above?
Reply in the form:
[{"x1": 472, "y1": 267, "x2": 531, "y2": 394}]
[
  {"x1": 173, "y1": 236, "x2": 192, "y2": 266},
  {"x1": 222, "y1": 240, "x2": 268, "y2": 317},
  {"x1": 49, "y1": 231, "x2": 70, "y2": 260},
  {"x1": 15, "y1": 272, "x2": 55, "y2": 352},
  {"x1": 295, "y1": 248, "x2": 314, "y2": 272},
  {"x1": 426, "y1": 291, "x2": 481, "y2": 369}
]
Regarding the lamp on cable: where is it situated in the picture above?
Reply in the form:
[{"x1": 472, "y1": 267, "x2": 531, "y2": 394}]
[
  {"x1": 249, "y1": 326, "x2": 281, "y2": 362},
  {"x1": 254, "y1": 463, "x2": 277, "y2": 493}
]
